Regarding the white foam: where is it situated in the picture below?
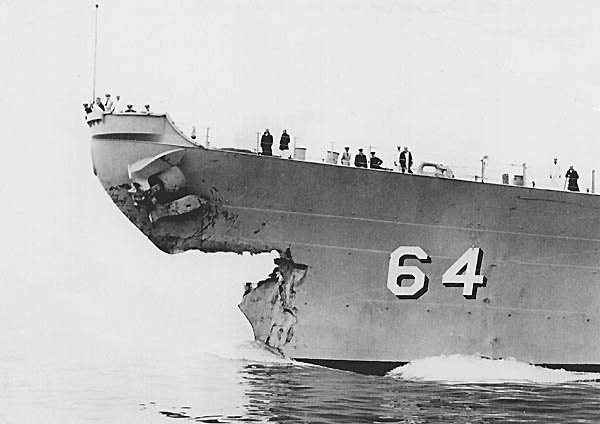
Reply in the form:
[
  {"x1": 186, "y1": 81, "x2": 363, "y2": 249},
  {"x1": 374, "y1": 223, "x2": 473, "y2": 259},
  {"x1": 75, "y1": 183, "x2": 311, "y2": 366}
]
[
  {"x1": 388, "y1": 354, "x2": 600, "y2": 384},
  {"x1": 202, "y1": 340, "x2": 293, "y2": 364}
]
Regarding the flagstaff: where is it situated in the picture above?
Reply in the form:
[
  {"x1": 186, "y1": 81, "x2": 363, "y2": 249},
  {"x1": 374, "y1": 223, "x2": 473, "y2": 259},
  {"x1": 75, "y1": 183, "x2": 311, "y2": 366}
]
[{"x1": 92, "y1": 4, "x2": 99, "y2": 100}]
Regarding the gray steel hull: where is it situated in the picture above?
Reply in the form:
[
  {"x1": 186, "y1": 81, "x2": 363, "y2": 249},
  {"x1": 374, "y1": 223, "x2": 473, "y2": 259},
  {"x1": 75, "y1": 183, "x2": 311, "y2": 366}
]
[{"x1": 90, "y1": 114, "x2": 600, "y2": 373}]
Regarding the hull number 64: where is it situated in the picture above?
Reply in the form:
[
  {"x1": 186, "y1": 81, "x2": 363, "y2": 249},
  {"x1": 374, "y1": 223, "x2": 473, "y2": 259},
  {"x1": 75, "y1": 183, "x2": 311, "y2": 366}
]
[{"x1": 387, "y1": 247, "x2": 485, "y2": 300}]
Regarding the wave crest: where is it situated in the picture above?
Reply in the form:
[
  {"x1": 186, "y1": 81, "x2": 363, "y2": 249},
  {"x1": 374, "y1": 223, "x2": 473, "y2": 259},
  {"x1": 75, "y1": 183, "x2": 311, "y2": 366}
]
[{"x1": 388, "y1": 354, "x2": 600, "y2": 384}]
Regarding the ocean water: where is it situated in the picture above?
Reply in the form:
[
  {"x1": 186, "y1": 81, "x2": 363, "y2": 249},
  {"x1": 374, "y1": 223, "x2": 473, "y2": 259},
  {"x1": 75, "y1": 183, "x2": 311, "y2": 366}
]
[
  {"x1": 4, "y1": 341, "x2": 600, "y2": 424},
  {"x1": 5, "y1": 148, "x2": 600, "y2": 423},
  {"x1": 6, "y1": 1, "x2": 600, "y2": 421},
  {"x1": 5, "y1": 113, "x2": 600, "y2": 423}
]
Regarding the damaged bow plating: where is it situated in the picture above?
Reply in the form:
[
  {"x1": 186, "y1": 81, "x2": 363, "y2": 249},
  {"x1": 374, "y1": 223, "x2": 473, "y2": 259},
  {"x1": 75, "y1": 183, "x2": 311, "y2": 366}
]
[{"x1": 239, "y1": 249, "x2": 308, "y2": 353}]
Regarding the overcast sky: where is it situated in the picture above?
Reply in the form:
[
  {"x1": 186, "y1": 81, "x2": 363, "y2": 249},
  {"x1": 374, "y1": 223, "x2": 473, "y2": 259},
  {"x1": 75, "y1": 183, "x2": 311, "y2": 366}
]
[
  {"x1": 2, "y1": 0, "x2": 600, "y2": 361},
  {"x1": 87, "y1": 0, "x2": 600, "y2": 183}
]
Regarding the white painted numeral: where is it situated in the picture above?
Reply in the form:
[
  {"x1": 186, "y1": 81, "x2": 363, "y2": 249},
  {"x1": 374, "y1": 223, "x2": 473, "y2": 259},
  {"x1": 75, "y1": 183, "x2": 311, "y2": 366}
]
[
  {"x1": 442, "y1": 248, "x2": 485, "y2": 298},
  {"x1": 387, "y1": 246, "x2": 431, "y2": 299}
]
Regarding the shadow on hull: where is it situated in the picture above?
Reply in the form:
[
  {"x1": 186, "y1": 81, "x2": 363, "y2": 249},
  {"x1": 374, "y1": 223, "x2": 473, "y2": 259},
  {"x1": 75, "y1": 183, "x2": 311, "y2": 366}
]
[{"x1": 296, "y1": 358, "x2": 600, "y2": 376}]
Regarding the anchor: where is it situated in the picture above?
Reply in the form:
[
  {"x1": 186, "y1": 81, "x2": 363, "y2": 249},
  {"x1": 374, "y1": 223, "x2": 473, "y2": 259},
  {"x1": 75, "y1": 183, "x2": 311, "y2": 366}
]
[{"x1": 126, "y1": 149, "x2": 203, "y2": 222}]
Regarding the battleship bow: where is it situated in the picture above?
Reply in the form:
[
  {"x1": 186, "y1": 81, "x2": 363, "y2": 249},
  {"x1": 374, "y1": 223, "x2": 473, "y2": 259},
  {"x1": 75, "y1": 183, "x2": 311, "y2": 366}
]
[{"x1": 89, "y1": 111, "x2": 600, "y2": 375}]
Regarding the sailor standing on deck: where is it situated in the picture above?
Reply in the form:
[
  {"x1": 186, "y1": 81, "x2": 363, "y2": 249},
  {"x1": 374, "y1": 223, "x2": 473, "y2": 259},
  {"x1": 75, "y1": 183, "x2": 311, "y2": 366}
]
[
  {"x1": 354, "y1": 148, "x2": 368, "y2": 168},
  {"x1": 112, "y1": 95, "x2": 122, "y2": 113},
  {"x1": 94, "y1": 97, "x2": 105, "y2": 112},
  {"x1": 549, "y1": 158, "x2": 562, "y2": 189},
  {"x1": 104, "y1": 94, "x2": 114, "y2": 113},
  {"x1": 340, "y1": 147, "x2": 351, "y2": 166},
  {"x1": 394, "y1": 146, "x2": 402, "y2": 172},
  {"x1": 260, "y1": 129, "x2": 273, "y2": 156},
  {"x1": 399, "y1": 147, "x2": 413, "y2": 173},
  {"x1": 83, "y1": 103, "x2": 92, "y2": 115},
  {"x1": 369, "y1": 152, "x2": 383, "y2": 169},
  {"x1": 565, "y1": 165, "x2": 580, "y2": 192},
  {"x1": 279, "y1": 130, "x2": 290, "y2": 158}
]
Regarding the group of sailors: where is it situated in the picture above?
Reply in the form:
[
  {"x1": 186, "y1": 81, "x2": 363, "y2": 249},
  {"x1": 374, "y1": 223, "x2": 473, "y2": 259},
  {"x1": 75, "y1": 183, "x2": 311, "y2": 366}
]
[
  {"x1": 258, "y1": 133, "x2": 585, "y2": 191},
  {"x1": 260, "y1": 129, "x2": 291, "y2": 157},
  {"x1": 258, "y1": 129, "x2": 416, "y2": 174},
  {"x1": 80, "y1": 105, "x2": 587, "y2": 191},
  {"x1": 342, "y1": 146, "x2": 414, "y2": 173},
  {"x1": 83, "y1": 93, "x2": 150, "y2": 118}
]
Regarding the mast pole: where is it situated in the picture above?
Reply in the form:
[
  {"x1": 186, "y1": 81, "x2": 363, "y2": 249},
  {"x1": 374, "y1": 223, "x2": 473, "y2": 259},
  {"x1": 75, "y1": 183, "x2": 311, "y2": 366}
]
[
  {"x1": 92, "y1": 4, "x2": 99, "y2": 101},
  {"x1": 480, "y1": 155, "x2": 488, "y2": 183},
  {"x1": 480, "y1": 159, "x2": 485, "y2": 183},
  {"x1": 293, "y1": 136, "x2": 297, "y2": 159}
]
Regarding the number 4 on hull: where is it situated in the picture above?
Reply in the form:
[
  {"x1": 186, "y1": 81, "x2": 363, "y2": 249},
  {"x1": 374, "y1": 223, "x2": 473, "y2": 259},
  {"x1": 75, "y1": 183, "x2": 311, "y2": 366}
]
[{"x1": 442, "y1": 247, "x2": 486, "y2": 299}]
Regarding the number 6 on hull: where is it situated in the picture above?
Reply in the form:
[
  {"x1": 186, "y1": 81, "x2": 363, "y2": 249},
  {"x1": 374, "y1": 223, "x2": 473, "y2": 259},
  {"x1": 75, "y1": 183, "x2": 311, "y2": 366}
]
[{"x1": 387, "y1": 246, "x2": 431, "y2": 299}]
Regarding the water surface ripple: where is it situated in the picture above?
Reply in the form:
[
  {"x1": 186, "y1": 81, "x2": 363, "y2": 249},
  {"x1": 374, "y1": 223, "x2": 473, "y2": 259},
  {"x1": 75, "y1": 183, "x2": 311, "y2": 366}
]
[{"x1": 4, "y1": 351, "x2": 600, "y2": 423}]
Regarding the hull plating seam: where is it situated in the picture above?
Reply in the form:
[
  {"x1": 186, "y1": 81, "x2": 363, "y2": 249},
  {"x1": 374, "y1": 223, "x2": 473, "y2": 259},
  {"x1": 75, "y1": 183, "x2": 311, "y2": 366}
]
[
  {"x1": 226, "y1": 204, "x2": 600, "y2": 244},
  {"x1": 229, "y1": 235, "x2": 600, "y2": 272}
]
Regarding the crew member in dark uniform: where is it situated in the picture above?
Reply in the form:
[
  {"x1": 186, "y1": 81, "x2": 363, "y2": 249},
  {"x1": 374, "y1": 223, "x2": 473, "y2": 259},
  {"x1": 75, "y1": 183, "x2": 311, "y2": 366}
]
[
  {"x1": 95, "y1": 97, "x2": 105, "y2": 112},
  {"x1": 369, "y1": 152, "x2": 383, "y2": 169},
  {"x1": 565, "y1": 165, "x2": 579, "y2": 192},
  {"x1": 279, "y1": 130, "x2": 290, "y2": 157},
  {"x1": 354, "y1": 148, "x2": 368, "y2": 168},
  {"x1": 399, "y1": 147, "x2": 413, "y2": 174},
  {"x1": 260, "y1": 129, "x2": 273, "y2": 156}
]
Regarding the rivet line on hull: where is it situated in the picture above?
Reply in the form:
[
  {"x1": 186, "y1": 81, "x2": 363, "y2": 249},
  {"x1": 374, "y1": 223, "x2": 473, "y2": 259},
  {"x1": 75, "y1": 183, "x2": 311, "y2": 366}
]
[
  {"x1": 233, "y1": 236, "x2": 600, "y2": 271},
  {"x1": 227, "y1": 204, "x2": 600, "y2": 244}
]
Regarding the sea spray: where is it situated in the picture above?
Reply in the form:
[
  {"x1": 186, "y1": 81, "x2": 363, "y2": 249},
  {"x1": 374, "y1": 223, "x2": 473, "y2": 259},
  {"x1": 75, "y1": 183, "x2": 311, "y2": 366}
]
[
  {"x1": 202, "y1": 340, "x2": 293, "y2": 364},
  {"x1": 388, "y1": 354, "x2": 600, "y2": 384}
]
